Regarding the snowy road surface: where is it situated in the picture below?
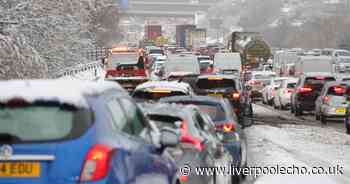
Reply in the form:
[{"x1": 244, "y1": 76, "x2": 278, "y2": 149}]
[{"x1": 244, "y1": 104, "x2": 350, "y2": 184}]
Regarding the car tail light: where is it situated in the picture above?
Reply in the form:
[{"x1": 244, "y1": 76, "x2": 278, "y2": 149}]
[
  {"x1": 80, "y1": 144, "x2": 113, "y2": 182},
  {"x1": 232, "y1": 92, "x2": 240, "y2": 100},
  {"x1": 333, "y1": 86, "x2": 346, "y2": 94},
  {"x1": 216, "y1": 123, "x2": 236, "y2": 132},
  {"x1": 298, "y1": 87, "x2": 312, "y2": 93}
]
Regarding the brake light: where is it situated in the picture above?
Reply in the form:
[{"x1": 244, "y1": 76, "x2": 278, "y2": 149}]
[
  {"x1": 298, "y1": 87, "x2": 312, "y2": 93},
  {"x1": 216, "y1": 123, "x2": 236, "y2": 132},
  {"x1": 80, "y1": 144, "x2": 113, "y2": 182},
  {"x1": 232, "y1": 92, "x2": 240, "y2": 100},
  {"x1": 248, "y1": 80, "x2": 260, "y2": 85},
  {"x1": 333, "y1": 86, "x2": 346, "y2": 94},
  {"x1": 315, "y1": 76, "x2": 325, "y2": 80}
]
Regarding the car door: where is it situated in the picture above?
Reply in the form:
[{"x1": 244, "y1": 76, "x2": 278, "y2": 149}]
[{"x1": 119, "y1": 98, "x2": 174, "y2": 182}]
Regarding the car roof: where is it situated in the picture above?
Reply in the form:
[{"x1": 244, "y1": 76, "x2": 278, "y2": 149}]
[
  {"x1": 160, "y1": 95, "x2": 226, "y2": 105},
  {"x1": 197, "y1": 74, "x2": 239, "y2": 80},
  {"x1": 141, "y1": 103, "x2": 198, "y2": 119},
  {"x1": 302, "y1": 72, "x2": 335, "y2": 77},
  {"x1": 0, "y1": 79, "x2": 126, "y2": 108},
  {"x1": 134, "y1": 81, "x2": 192, "y2": 93}
]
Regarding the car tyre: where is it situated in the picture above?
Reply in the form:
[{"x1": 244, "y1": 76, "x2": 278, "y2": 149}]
[
  {"x1": 295, "y1": 106, "x2": 302, "y2": 116},
  {"x1": 315, "y1": 112, "x2": 320, "y2": 120},
  {"x1": 321, "y1": 115, "x2": 327, "y2": 124}
]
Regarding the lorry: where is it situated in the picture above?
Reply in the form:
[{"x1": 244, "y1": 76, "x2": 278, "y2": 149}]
[
  {"x1": 176, "y1": 24, "x2": 196, "y2": 48},
  {"x1": 226, "y1": 32, "x2": 271, "y2": 70},
  {"x1": 145, "y1": 25, "x2": 162, "y2": 41},
  {"x1": 104, "y1": 47, "x2": 149, "y2": 93},
  {"x1": 185, "y1": 28, "x2": 207, "y2": 50}
]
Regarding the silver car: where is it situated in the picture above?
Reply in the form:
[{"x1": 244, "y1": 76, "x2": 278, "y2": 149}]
[{"x1": 315, "y1": 82, "x2": 350, "y2": 124}]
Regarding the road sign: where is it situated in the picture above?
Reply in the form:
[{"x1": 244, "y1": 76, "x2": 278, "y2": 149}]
[{"x1": 119, "y1": 0, "x2": 129, "y2": 9}]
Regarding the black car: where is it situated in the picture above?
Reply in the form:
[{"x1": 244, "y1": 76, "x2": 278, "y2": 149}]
[
  {"x1": 194, "y1": 74, "x2": 253, "y2": 123},
  {"x1": 160, "y1": 96, "x2": 252, "y2": 183},
  {"x1": 291, "y1": 73, "x2": 336, "y2": 116},
  {"x1": 140, "y1": 103, "x2": 233, "y2": 184}
]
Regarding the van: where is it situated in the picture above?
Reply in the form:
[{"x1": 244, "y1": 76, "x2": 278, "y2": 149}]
[
  {"x1": 214, "y1": 52, "x2": 242, "y2": 75},
  {"x1": 294, "y1": 56, "x2": 334, "y2": 76}
]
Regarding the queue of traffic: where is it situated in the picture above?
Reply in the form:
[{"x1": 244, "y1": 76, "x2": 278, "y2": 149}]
[
  {"x1": 251, "y1": 48, "x2": 350, "y2": 134},
  {"x1": 0, "y1": 44, "x2": 253, "y2": 184}
]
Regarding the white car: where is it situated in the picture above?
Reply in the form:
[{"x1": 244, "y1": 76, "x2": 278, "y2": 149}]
[
  {"x1": 273, "y1": 78, "x2": 298, "y2": 109},
  {"x1": 262, "y1": 77, "x2": 289, "y2": 105}
]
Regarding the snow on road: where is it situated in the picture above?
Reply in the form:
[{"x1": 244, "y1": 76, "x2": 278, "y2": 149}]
[{"x1": 244, "y1": 104, "x2": 350, "y2": 184}]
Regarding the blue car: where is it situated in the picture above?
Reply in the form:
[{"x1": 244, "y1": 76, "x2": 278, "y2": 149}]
[{"x1": 0, "y1": 80, "x2": 177, "y2": 184}]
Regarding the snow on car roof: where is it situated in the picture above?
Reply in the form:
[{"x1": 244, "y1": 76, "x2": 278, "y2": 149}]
[
  {"x1": 135, "y1": 81, "x2": 192, "y2": 93},
  {"x1": 0, "y1": 79, "x2": 125, "y2": 108}
]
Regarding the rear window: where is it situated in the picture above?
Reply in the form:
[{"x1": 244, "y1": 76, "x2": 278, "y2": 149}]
[
  {"x1": 133, "y1": 91, "x2": 188, "y2": 101},
  {"x1": 148, "y1": 114, "x2": 200, "y2": 137},
  {"x1": 0, "y1": 102, "x2": 93, "y2": 143},
  {"x1": 305, "y1": 77, "x2": 336, "y2": 91},
  {"x1": 196, "y1": 104, "x2": 226, "y2": 122},
  {"x1": 287, "y1": 82, "x2": 296, "y2": 89},
  {"x1": 167, "y1": 101, "x2": 227, "y2": 122},
  {"x1": 197, "y1": 78, "x2": 236, "y2": 90}
]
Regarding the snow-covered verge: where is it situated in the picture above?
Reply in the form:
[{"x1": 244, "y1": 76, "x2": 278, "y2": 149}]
[
  {"x1": 0, "y1": 0, "x2": 120, "y2": 79},
  {"x1": 245, "y1": 105, "x2": 350, "y2": 184}
]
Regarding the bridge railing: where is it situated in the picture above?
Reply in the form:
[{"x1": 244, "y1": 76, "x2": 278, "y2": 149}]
[{"x1": 53, "y1": 61, "x2": 104, "y2": 80}]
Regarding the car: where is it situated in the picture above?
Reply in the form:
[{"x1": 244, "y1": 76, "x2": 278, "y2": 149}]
[
  {"x1": 273, "y1": 78, "x2": 298, "y2": 110},
  {"x1": 195, "y1": 74, "x2": 253, "y2": 123},
  {"x1": 132, "y1": 81, "x2": 194, "y2": 102},
  {"x1": 0, "y1": 79, "x2": 177, "y2": 184},
  {"x1": 261, "y1": 77, "x2": 289, "y2": 105},
  {"x1": 160, "y1": 95, "x2": 252, "y2": 182},
  {"x1": 141, "y1": 103, "x2": 233, "y2": 184},
  {"x1": 315, "y1": 81, "x2": 350, "y2": 124},
  {"x1": 199, "y1": 59, "x2": 214, "y2": 75},
  {"x1": 245, "y1": 71, "x2": 276, "y2": 100},
  {"x1": 291, "y1": 73, "x2": 336, "y2": 116}
]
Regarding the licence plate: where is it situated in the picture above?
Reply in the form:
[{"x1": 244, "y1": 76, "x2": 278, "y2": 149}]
[
  {"x1": 208, "y1": 94, "x2": 223, "y2": 98},
  {"x1": 336, "y1": 108, "x2": 346, "y2": 114},
  {"x1": 0, "y1": 162, "x2": 41, "y2": 178}
]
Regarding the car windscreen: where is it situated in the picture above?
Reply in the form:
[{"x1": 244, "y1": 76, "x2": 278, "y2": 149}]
[
  {"x1": 305, "y1": 77, "x2": 336, "y2": 91},
  {"x1": 133, "y1": 90, "x2": 188, "y2": 101},
  {"x1": 111, "y1": 53, "x2": 138, "y2": 66},
  {"x1": 196, "y1": 78, "x2": 236, "y2": 90},
  {"x1": 0, "y1": 102, "x2": 93, "y2": 143},
  {"x1": 327, "y1": 86, "x2": 350, "y2": 96}
]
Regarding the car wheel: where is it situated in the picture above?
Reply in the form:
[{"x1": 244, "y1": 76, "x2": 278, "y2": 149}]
[
  {"x1": 321, "y1": 115, "x2": 327, "y2": 124},
  {"x1": 315, "y1": 112, "x2": 320, "y2": 120},
  {"x1": 295, "y1": 106, "x2": 302, "y2": 116}
]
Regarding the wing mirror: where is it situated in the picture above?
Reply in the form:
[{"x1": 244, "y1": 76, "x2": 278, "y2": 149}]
[{"x1": 160, "y1": 127, "x2": 180, "y2": 148}]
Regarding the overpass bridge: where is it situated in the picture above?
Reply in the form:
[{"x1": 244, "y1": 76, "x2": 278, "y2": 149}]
[{"x1": 120, "y1": 0, "x2": 218, "y2": 18}]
